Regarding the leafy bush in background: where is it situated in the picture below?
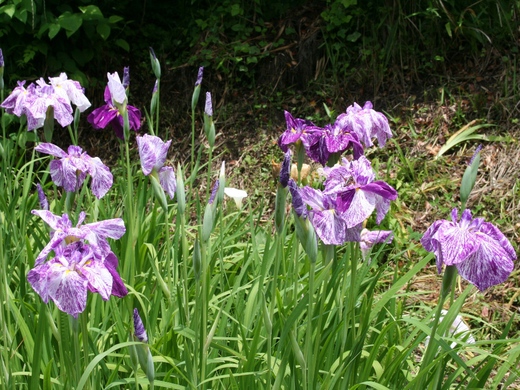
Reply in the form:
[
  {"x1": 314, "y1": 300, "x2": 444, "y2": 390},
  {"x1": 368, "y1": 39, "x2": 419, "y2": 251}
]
[
  {"x1": 0, "y1": 0, "x2": 128, "y2": 85},
  {"x1": 1, "y1": 0, "x2": 518, "y2": 94}
]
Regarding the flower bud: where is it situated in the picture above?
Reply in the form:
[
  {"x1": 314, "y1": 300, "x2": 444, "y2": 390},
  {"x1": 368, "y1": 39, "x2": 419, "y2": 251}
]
[
  {"x1": 176, "y1": 163, "x2": 186, "y2": 215},
  {"x1": 149, "y1": 47, "x2": 161, "y2": 79}
]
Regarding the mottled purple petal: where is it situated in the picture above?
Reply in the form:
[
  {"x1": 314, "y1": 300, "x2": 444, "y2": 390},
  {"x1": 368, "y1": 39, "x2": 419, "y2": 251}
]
[
  {"x1": 133, "y1": 308, "x2": 148, "y2": 342},
  {"x1": 456, "y1": 237, "x2": 515, "y2": 291},
  {"x1": 479, "y1": 222, "x2": 516, "y2": 261},
  {"x1": 159, "y1": 166, "x2": 176, "y2": 199},
  {"x1": 82, "y1": 218, "x2": 126, "y2": 242},
  {"x1": 49, "y1": 159, "x2": 82, "y2": 192},
  {"x1": 88, "y1": 157, "x2": 113, "y2": 199},
  {"x1": 360, "y1": 229, "x2": 393, "y2": 257},
  {"x1": 36, "y1": 183, "x2": 49, "y2": 210},
  {"x1": 310, "y1": 208, "x2": 348, "y2": 245},
  {"x1": 127, "y1": 105, "x2": 142, "y2": 130},
  {"x1": 45, "y1": 261, "x2": 88, "y2": 318},
  {"x1": 299, "y1": 186, "x2": 326, "y2": 211},
  {"x1": 136, "y1": 134, "x2": 171, "y2": 176},
  {"x1": 362, "y1": 181, "x2": 398, "y2": 200},
  {"x1": 35, "y1": 143, "x2": 68, "y2": 158},
  {"x1": 337, "y1": 189, "x2": 376, "y2": 228},
  {"x1": 374, "y1": 197, "x2": 391, "y2": 224},
  {"x1": 81, "y1": 259, "x2": 113, "y2": 300}
]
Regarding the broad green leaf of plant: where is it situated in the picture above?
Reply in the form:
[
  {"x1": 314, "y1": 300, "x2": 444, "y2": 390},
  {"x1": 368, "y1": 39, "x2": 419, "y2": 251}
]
[{"x1": 435, "y1": 121, "x2": 495, "y2": 159}]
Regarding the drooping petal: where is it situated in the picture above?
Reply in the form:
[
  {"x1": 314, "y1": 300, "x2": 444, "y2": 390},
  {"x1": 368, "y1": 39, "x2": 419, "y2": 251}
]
[
  {"x1": 360, "y1": 229, "x2": 393, "y2": 257},
  {"x1": 310, "y1": 209, "x2": 348, "y2": 245},
  {"x1": 478, "y1": 221, "x2": 517, "y2": 261},
  {"x1": 288, "y1": 180, "x2": 307, "y2": 218},
  {"x1": 337, "y1": 189, "x2": 376, "y2": 228},
  {"x1": 44, "y1": 261, "x2": 88, "y2": 318},
  {"x1": 159, "y1": 166, "x2": 176, "y2": 199},
  {"x1": 127, "y1": 105, "x2": 142, "y2": 130},
  {"x1": 104, "y1": 252, "x2": 128, "y2": 298},
  {"x1": 81, "y1": 259, "x2": 113, "y2": 301},
  {"x1": 456, "y1": 237, "x2": 515, "y2": 291},
  {"x1": 299, "y1": 186, "x2": 326, "y2": 211},
  {"x1": 136, "y1": 134, "x2": 171, "y2": 176},
  {"x1": 27, "y1": 261, "x2": 54, "y2": 303},
  {"x1": 87, "y1": 104, "x2": 119, "y2": 130},
  {"x1": 49, "y1": 158, "x2": 83, "y2": 192},
  {"x1": 88, "y1": 157, "x2": 113, "y2": 199}
]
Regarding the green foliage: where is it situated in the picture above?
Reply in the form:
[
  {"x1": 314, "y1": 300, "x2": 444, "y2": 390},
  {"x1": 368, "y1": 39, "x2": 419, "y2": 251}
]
[
  {"x1": 0, "y1": 0, "x2": 128, "y2": 85},
  {"x1": 319, "y1": 0, "x2": 519, "y2": 81}
]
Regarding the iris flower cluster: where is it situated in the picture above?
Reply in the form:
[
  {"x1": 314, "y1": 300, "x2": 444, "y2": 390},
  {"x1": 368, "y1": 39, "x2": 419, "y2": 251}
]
[
  {"x1": 27, "y1": 210, "x2": 127, "y2": 317},
  {"x1": 278, "y1": 101, "x2": 391, "y2": 166},
  {"x1": 289, "y1": 154, "x2": 397, "y2": 245},
  {"x1": 280, "y1": 102, "x2": 396, "y2": 250},
  {"x1": 0, "y1": 73, "x2": 91, "y2": 130}
]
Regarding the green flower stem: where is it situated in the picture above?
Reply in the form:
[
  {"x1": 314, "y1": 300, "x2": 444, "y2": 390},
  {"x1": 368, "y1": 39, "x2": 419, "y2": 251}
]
[
  {"x1": 415, "y1": 265, "x2": 458, "y2": 390},
  {"x1": 67, "y1": 124, "x2": 77, "y2": 146},
  {"x1": 305, "y1": 261, "x2": 316, "y2": 390},
  {"x1": 199, "y1": 238, "x2": 210, "y2": 390},
  {"x1": 29, "y1": 303, "x2": 47, "y2": 389},
  {"x1": 205, "y1": 146, "x2": 213, "y2": 201},
  {"x1": 122, "y1": 109, "x2": 136, "y2": 291},
  {"x1": 190, "y1": 105, "x2": 196, "y2": 173},
  {"x1": 72, "y1": 316, "x2": 81, "y2": 387},
  {"x1": 81, "y1": 312, "x2": 91, "y2": 390}
]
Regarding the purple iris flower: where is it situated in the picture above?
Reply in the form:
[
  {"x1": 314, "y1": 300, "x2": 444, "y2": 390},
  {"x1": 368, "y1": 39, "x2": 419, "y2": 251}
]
[
  {"x1": 48, "y1": 73, "x2": 91, "y2": 112},
  {"x1": 0, "y1": 48, "x2": 4, "y2": 68},
  {"x1": 1, "y1": 75, "x2": 90, "y2": 131},
  {"x1": 421, "y1": 208, "x2": 516, "y2": 291},
  {"x1": 323, "y1": 156, "x2": 397, "y2": 228},
  {"x1": 277, "y1": 110, "x2": 317, "y2": 153},
  {"x1": 31, "y1": 210, "x2": 126, "y2": 267},
  {"x1": 136, "y1": 134, "x2": 176, "y2": 199},
  {"x1": 87, "y1": 72, "x2": 141, "y2": 139},
  {"x1": 1, "y1": 81, "x2": 30, "y2": 116},
  {"x1": 305, "y1": 120, "x2": 364, "y2": 166},
  {"x1": 359, "y1": 228, "x2": 393, "y2": 259},
  {"x1": 335, "y1": 101, "x2": 392, "y2": 149},
  {"x1": 299, "y1": 186, "x2": 362, "y2": 245},
  {"x1": 35, "y1": 143, "x2": 113, "y2": 199},
  {"x1": 27, "y1": 241, "x2": 127, "y2": 318}
]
